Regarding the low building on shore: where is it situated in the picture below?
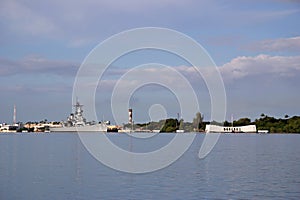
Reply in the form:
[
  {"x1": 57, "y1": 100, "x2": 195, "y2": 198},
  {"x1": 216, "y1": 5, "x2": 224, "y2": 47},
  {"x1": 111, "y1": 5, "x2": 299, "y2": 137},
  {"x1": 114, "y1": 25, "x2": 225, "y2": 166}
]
[
  {"x1": 24, "y1": 122, "x2": 62, "y2": 132},
  {"x1": 0, "y1": 123, "x2": 19, "y2": 133}
]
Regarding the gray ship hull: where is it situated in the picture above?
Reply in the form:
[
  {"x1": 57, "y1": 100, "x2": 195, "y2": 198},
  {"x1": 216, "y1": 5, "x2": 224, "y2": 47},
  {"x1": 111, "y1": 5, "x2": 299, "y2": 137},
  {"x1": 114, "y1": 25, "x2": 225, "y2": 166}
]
[{"x1": 50, "y1": 124, "x2": 107, "y2": 132}]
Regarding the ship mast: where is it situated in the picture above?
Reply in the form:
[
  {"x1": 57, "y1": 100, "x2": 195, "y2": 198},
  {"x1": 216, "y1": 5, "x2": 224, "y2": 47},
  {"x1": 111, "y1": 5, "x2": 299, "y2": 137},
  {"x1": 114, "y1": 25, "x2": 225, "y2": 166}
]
[{"x1": 74, "y1": 101, "x2": 83, "y2": 116}]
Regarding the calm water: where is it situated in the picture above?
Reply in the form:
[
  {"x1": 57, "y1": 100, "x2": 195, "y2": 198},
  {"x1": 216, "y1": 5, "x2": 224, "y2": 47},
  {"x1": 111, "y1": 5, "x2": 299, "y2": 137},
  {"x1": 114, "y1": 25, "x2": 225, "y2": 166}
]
[{"x1": 0, "y1": 133, "x2": 300, "y2": 200}]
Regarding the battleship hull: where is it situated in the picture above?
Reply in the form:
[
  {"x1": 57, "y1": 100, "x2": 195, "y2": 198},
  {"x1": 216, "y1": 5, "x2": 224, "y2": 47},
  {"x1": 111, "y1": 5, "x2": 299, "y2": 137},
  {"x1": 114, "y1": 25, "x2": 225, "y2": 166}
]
[{"x1": 50, "y1": 124, "x2": 107, "y2": 132}]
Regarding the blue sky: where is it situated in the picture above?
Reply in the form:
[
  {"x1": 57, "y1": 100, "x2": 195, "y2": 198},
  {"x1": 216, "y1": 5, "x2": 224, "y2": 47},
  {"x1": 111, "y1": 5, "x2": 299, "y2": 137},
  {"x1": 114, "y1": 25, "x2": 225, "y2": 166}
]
[{"x1": 0, "y1": 0, "x2": 299, "y2": 123}]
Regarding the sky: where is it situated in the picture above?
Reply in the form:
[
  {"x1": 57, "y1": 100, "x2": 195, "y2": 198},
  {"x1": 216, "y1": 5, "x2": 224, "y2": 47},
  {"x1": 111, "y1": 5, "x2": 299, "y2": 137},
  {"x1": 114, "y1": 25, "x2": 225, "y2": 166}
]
[{"x1": 0, "y1": 0, "x2": 300, "y2": 124}]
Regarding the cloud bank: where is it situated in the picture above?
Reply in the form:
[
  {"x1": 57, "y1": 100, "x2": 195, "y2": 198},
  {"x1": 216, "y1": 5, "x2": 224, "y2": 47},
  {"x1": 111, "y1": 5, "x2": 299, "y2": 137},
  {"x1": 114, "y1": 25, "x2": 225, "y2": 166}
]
[
  {"x1": 248, "y1": 36, "x2": 300, "y2": 52},
  {"x1": 220, "y1": 54, "x2": 300, "y2": 81},
  {"x1": 0, "y1": 55, "x2": 78, "y2": 76},
  {"x1": 1, "y1": 53, "x2": 299, "y2": 87}
]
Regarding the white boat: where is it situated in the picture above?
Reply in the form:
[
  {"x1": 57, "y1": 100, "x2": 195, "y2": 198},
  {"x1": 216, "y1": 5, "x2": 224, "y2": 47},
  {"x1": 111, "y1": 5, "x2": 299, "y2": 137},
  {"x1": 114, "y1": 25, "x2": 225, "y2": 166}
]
[{"x1": 50, "y1": 101, "x2": 107, "y2": 132}]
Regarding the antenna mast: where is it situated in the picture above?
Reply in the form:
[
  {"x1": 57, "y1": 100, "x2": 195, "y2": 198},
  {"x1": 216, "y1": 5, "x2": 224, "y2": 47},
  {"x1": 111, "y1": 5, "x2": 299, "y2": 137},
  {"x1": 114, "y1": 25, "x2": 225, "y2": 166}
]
[{"x1": 13, "y1": 105, "x2": 16, "y2": 124}]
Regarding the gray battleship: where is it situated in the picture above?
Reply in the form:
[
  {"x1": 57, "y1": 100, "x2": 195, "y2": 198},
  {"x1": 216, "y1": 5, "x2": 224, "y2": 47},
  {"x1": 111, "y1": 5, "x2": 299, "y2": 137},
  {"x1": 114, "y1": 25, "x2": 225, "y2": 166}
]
[{"x1": 50, "y1": 101, "x2": 107, "y2": 132}]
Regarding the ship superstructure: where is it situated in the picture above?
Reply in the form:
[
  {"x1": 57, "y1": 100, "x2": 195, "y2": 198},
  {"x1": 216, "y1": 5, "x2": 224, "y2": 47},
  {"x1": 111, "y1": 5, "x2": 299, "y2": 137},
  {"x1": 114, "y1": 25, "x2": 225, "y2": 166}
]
[{"x1": 50, "y1": 101, "x2": 107, "y2": 132}]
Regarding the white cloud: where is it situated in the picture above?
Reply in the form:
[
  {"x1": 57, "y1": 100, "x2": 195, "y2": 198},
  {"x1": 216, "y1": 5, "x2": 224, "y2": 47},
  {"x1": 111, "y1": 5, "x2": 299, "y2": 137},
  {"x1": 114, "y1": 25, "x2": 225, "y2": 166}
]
[
  {"x1": 5, "y1": 53, "x2": 297, "y2": 87},
  {"x1": 0, "y1": 55, "x2": 78, "y2": 76},
  {"x1": 248, "y1": 36, "x2": 300, "y2": 52},
  {"x1": 92, "y1": 54, "x2": 300, "y2": 91},
  {"x1": 101, "y1": 66, "x2": 196, "y2": 90},
  {"x1": 0, "y1": 84, "x2": 70, "y2": 93},
  {"x1": 219, "y1": 54, "x2": 300, "y2": 81}
]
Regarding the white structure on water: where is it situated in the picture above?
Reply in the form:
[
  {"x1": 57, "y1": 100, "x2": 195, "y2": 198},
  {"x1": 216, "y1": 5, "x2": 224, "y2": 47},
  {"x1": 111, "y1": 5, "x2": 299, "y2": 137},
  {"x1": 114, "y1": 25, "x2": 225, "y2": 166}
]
[{"x1": 205, "y1": 124, "x2": 257, "y2": 133}]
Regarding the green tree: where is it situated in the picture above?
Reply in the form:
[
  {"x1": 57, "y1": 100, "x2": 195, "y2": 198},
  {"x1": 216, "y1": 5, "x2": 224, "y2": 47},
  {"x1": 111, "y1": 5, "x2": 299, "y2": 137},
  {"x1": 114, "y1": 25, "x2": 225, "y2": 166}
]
[
  {"x1": 284, "y1": 114, "x2": 289, "y2": 119},
  {"x1": 160, "y1": 118, "x2": 178, "y2": 132},
  {"x1": 223, "y1": 120, "x2": 231, "y2": 126},
  {"x1": 234, "y1": 118, "x2": 251, "y2": 126}
]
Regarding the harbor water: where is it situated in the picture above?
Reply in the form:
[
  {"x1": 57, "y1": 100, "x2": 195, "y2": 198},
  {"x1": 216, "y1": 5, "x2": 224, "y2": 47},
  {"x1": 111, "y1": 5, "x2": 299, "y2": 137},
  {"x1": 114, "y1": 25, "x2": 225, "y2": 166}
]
[{"x1": 0, "y1": 133, "x2": 300, "y2": 199}]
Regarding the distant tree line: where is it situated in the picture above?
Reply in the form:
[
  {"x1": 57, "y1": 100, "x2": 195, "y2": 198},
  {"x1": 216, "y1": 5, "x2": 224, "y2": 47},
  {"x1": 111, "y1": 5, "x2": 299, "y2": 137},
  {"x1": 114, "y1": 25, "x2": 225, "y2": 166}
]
[
  {"x1": 221, "y1": 114, "x2": 300, "y2": 133},
  {"x1": 124, "y1": 112, "x2": 206, "y2": 132},
  {"x1": 254, "y1": 114, "x2": 300, "y2": 133},
  {"x1": 124, "y1": 113, "x2": 300, "y2": 133}
]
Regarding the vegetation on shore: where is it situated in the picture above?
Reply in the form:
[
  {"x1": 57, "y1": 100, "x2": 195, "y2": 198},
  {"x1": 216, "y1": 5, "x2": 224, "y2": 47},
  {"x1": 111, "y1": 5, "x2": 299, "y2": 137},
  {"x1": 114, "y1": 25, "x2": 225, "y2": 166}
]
[
  {"x1": 124, "y1": 113, "x2": 300, "y2": 133},
  {"x1": 124, "y1": 112, "x2": 207, "y2": 133},
  {"x1": 255, "y1": 114, "x2": 300, "y2": 133},
  {"x1": 222, "y1": 114, "x2": 300, "y2": 133}
]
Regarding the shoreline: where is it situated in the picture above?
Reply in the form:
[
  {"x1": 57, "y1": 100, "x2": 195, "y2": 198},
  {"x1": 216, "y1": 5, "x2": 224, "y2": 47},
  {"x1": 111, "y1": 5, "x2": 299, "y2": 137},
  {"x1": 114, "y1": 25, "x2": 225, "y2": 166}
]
[{"x1": 0, "y1": 131, "x2": 299, "y2": 134}]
